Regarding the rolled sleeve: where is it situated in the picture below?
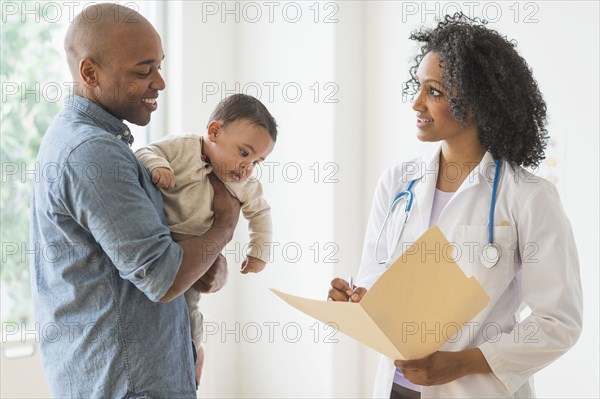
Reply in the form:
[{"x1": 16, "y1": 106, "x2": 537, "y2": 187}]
[
  {"x1": 117, "y1": 236, "x2": 183, "y2": 302},
  {"x1": 61, "y1": 136, "x2": 183, "y2": 301}
]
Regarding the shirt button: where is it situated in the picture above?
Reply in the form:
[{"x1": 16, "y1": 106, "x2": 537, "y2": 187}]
[
  {"x1": 117, "y1": 135, "x2": 122, "y2": 140},
  {"x1": 123, "y1": 130, "x2": 130, "y2": 136}
]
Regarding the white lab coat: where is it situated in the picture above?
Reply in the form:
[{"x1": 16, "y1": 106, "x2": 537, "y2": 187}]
[{"x1": 356, "y1": 147, "x2": 582, "y2": 398}]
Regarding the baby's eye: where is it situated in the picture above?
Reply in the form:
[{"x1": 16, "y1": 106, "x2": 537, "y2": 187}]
[
  {"x1": 240, "y1": 149, "x2": 249, "y2": 157},
  {"x1": 252, "y1": 160, "x2": 260, "y2": 166}
]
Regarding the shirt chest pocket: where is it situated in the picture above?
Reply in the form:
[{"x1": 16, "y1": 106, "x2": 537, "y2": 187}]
[{"x1": 452, "y1": 224, "x2": 515, "y2": 289}]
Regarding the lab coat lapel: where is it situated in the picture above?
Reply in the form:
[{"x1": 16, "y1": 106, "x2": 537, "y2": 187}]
[
  {"x1": 452, "y1": 152, "x2": 496, "y2": 198},
  {"x1": 414, "y1": 147, "x2": 441, "y2": 232},
  {"x1": 437, "y1": 152, "x2": 497, "y2": 227}
]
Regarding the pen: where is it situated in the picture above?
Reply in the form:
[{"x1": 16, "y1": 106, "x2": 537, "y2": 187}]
[{"x1": 348, "y1": 276, "x2": 354, "y2": 302}]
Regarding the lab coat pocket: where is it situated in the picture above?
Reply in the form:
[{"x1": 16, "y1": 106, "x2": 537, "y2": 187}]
[{"x1": 453, "y1": 224, "x2": 514, "y2": 289}]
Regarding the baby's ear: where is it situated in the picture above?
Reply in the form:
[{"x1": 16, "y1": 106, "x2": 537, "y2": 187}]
[{"x1": 207, "y1": 120, "x2": 221, "y2": 142}]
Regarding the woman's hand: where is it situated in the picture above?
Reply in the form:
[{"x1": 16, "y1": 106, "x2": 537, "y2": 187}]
[
  {"x1": 394, "y1": 348, "x2": 491, "y2": 386},
  {"x1": 328, "y1": 278, "x2": 368, "y2": 302}
]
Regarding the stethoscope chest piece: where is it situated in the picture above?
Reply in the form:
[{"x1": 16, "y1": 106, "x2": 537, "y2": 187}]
[{"x1": 480, "y1": 243, "x2": 501, "y2": 268}]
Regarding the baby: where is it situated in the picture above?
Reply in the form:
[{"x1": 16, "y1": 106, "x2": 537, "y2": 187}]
[{"x1": 135, "y1": 93, "x2": 277, "y2": 383}]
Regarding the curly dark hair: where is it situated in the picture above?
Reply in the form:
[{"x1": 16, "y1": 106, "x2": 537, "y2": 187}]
[{"x1": 403, "y1": 13, "x2": 548, "y2": 167}]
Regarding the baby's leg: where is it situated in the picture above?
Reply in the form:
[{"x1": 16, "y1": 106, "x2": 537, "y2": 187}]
[{"x1": 184, "y1": 288, "x2": 204, "y2": 385}]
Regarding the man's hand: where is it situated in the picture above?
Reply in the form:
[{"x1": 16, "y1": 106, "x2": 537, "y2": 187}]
[
  {"x1": 151, "y1": 167, "x2": 175, "y2": 189},
  {"x1": 159, "y1": 174, "x2": 240, "y2": 302},
  {"x1": 193, "y1": 254, "x2": 228, "y2": 293},
  {"x1": 208, "y1": 173, "x2": 240, "y2": 238}
]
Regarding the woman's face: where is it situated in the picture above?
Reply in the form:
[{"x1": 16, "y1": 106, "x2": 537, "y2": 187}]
[{"x1": 411, "y1": 52, "x2": 476, "y2": 144}]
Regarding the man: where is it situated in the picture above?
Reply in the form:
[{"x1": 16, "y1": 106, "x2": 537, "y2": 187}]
[{"x1": 30, "y1": 4, "x2": 239, "y2": 397}]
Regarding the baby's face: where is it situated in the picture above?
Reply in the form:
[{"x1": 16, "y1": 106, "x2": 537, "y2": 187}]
[{"x1": 208, "y1": 119, "x2": 275, "y2": 183}]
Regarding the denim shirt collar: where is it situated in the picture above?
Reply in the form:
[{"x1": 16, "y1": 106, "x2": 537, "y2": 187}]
[{"x1": 64, "y1": 94, "x2": 134, "y2": 146}]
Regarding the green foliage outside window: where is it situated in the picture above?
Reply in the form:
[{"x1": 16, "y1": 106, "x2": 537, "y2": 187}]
[{"x1": 1, "y1": 7, "x2": 67, "y2": 325}]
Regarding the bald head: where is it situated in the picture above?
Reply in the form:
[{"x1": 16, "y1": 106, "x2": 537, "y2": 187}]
[
  {"x1": 64, "y1": 3, "x2": 157, "y2": 81},
  {"x1": 63, "y1": 3, "x2": 165, "y2": 125}
]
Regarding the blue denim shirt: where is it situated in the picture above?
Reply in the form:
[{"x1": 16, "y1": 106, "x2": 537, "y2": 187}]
[{"x1": 30, "y1": 95, "x2": 196, "y2": 398}]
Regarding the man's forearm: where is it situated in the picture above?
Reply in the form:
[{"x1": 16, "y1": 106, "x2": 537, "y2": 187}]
[{"x1": 160, "y1": 223, "x2": 234, "y2": 302}]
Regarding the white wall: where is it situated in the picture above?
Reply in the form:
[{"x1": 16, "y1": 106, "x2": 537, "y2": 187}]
[
  {"x1": 164, "y1": 1, "x2": 348, "y2": 397},
  {"x1": 163, "y1": 1, "x2": 599, "y2": 398}
]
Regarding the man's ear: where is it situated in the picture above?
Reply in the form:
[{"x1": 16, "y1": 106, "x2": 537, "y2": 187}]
[
  {"x1": 207, "y1": 120, "x2": 222, "y2": 142},
  {"x1": 80, "y1": 59, "x2": 99, "y2": 87}
]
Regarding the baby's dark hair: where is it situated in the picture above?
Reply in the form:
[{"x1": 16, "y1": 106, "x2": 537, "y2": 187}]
[
  {"x1": 404, "y1": 13, "x2": 548, "y2": 167},
  {"x1": 209, "y1": 93, "x2": 278, "y2": 142}
]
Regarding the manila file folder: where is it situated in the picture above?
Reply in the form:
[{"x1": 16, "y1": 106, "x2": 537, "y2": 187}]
[{"x1": 271, "y1": 226, "x2": 489, "y2": 360}]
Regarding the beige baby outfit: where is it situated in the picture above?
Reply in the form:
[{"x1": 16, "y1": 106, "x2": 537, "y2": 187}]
[{"x1": 135, "y1": 133, "x2": 272, "y2": 348}]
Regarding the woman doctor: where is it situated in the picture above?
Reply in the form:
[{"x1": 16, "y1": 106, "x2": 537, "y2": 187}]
[{"x1": 328, "y1": 14, "x2": 582, "y2": 399}]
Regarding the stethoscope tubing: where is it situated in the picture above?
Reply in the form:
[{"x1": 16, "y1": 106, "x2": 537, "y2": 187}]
[
  {"x1": 374, "y1": 179, "x2": 417, "y2": 265},
  {"x1": 374, "y1": 159, "x2": 502, "y2": 267},
  {"x1": 488, "y1": 159, "x2": 502, "y2": 244}
]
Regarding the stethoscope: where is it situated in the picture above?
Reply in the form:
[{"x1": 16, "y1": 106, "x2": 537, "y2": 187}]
[{"x1": 374, "y1": 159, "x2": 502, "y2": 268}]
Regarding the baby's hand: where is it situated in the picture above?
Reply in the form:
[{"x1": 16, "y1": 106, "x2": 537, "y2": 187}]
[
  {"x1": 241, "y1": 256, "x2": 266, "y2": 274},
  {"x1": 151, "y1": 167, "x2": 175, "y2": 189}
]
